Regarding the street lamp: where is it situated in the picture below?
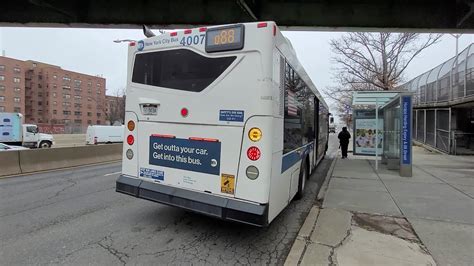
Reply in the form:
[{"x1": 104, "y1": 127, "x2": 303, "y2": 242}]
[{"x1": 113, "y1": 39, "x2": 136, "y2": 43}]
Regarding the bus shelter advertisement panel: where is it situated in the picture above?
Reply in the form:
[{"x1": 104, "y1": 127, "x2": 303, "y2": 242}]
[{"x1": 355, "y1": 119, "x2": 383, "y2": 155}]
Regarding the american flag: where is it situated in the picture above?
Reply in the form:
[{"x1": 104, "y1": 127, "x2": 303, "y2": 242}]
[{"x1": 286, "y1": 90, "x2": 298, "y2": 116}]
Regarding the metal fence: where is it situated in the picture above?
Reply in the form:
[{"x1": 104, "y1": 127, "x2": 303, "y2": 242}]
[
  {"x1": 413, "y1": 109, "x2": 451, "y2": 153},
  {"x1": 398, "y1": 43, "x2": 474, "y2": 105}
]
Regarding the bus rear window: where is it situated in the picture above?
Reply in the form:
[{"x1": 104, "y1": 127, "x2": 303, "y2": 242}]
[{"x1": 132, "y1": 49, "x2": 236, "y2": 92}]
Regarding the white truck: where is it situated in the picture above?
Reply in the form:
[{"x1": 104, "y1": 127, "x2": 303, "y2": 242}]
[
  {"x1": 0, "y1": 113, "x2": 54, "y2": 148},
  {"x1": 85, "y1": 125, "x2": 124, "y2": 145}
]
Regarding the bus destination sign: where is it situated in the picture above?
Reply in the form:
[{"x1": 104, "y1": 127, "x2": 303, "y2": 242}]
[{"x1": 205, "y1": 24, "x2": 245, "y2": 53}]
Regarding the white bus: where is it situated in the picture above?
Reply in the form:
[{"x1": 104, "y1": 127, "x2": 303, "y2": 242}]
[{"x1": 116, "y1": 22, "x2": 329, "y2": 226}]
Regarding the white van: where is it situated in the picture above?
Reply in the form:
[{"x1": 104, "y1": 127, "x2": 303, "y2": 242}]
[{"x1": 86, "y1": 125, "x2": 124, "y2": 145}]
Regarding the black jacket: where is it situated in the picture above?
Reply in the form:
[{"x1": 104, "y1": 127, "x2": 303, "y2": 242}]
[{"x1": 338, "y1": 130, "x2": 351, "y2": 145}]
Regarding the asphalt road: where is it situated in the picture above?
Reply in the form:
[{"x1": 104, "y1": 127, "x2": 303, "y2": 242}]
[{"x1": 0, "y1": 134, "x2": 339, "y2": 265}]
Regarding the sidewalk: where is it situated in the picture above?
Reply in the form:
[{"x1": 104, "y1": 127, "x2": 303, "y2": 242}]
[{"x1": 285, "y1": 146, "x2": 474, "y2": 266}]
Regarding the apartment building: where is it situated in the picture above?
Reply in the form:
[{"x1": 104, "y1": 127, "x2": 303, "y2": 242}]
[
  {"x1": 0, "y1": 57, "x2": 26, "y2": 113},
  {"x1": 0, "y1": 56, "x2": 106, "y2": 132}
]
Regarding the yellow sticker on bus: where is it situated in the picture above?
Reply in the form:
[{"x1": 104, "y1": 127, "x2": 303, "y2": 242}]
[{"x1": 220, "y1": 174, "x2": 235, "y2": 194}]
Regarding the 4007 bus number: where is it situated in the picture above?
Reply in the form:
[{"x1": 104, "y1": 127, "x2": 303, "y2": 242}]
[{"x1": 180, "y1": 34, "x2": 206, "y2": 46}]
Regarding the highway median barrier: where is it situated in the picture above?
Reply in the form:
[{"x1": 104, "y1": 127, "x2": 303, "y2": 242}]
[
  {"x1": 0, "y1": 151, "x2": 22, "y2": 176},
  {"x1": 0, "y1": 144, "x2": 122, "y2": 177}
]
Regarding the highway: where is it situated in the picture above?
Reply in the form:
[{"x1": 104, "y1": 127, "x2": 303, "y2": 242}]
[{"x1": 0, "y1": 135, "x2": 338, "y2": 265}]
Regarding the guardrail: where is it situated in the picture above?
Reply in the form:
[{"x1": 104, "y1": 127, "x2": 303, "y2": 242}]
[{"x1": 0, "y1": 144, "x2": 122, "y2": 177}]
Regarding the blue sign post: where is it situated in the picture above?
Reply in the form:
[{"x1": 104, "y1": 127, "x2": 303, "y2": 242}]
[{"x1": 400, "y1": 94, "x2": 412, "y2": 177}]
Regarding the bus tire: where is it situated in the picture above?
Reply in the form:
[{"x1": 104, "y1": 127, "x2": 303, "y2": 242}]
[{"x1": 295, "y1": 159, "x2": 308, "y2": 200}]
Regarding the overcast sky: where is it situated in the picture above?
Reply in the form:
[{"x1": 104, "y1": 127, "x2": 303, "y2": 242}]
[{"x1": 0, "y1": 27, "x2": 472, "y2": 111}]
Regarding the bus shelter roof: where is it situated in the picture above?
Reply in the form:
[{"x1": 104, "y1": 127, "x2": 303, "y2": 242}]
[{"x1": 352, "y1": 91, "x2": 401, "y2": 106}]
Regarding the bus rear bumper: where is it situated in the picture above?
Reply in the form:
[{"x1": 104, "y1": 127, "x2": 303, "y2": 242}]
[{"x1": 116, "y1": 175, "x2": 268, "y2": 227}]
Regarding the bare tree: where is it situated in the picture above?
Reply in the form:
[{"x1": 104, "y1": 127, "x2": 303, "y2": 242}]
[
  {"x1": 326, "y1": 32, "x2": 441, "y2": 122},
  {"x1": 105, "y1": 88, "x2": 126, "y2": 125}
]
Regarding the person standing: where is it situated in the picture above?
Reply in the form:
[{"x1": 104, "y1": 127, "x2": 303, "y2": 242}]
[{"x1": 338, "y1": 127, "x2": 351, "y2": 159}]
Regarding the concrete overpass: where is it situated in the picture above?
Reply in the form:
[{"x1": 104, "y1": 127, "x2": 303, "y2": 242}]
[{"x1": 1, "y1": 0, "x2": 473, "y2": 31}]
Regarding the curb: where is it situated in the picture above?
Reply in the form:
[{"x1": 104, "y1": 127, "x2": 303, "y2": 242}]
[
  {"x1": 284, "y1": 206, "x2": 320, "y2": 266},
  {"x1": 285, "y1": 154, "x2": 339, "y2": 265},
  {"x1": 317, "y1": 156, "x2": 338, "y2": 201}
]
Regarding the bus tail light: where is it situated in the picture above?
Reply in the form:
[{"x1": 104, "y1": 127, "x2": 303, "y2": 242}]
[
  {"x1": 199, "y1": 27, "x2": 207, "y2": 32},
  {"x1": 127, "y1": 120, "x2": 135, "y2": 131},
  {"x1": 248, "y1": 127, "x2": 262, "y2": 142},
  {"x1": 127, "y1": 135, "x2": 134, "y2": 145},
  {"x1": 181, "y1": 108, "x2": 189, "y2": 117},
  {"x1": 257, "y1": 22, "x2": 268, "y2": 28},
  {"x1": 247, "y1": 146, "x2": 261, "y2": 161},
  {"x1": 246, "y1": 165, "x2": 259, "y2": 180}
]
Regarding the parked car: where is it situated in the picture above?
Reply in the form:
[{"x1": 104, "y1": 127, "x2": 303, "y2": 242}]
[
  {"x1": 86, "y1": 125, "x2": 124, "y2": 145},
  {"x1": 0, "y1": 143, "x2": 29, "y2": 151}
]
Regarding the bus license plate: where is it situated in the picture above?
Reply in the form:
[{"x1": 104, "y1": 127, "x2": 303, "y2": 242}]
[{"x1": 143, "y1": 105, "x2": 157, "y2": 115}]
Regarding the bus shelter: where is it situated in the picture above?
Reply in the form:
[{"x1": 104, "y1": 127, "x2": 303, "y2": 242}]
[{"x1": 352, "y1": 91, "x2": 413, "y2": 177}]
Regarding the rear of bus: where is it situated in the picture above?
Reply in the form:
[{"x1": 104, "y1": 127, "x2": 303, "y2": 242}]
[{"x1": 116, "y1": 22, "x2": 279, "y2": 226}]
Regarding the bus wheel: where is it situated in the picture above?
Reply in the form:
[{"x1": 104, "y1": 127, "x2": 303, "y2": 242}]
[{"x1": 295, "y1": 160, "x2": 308, "y2": 200}]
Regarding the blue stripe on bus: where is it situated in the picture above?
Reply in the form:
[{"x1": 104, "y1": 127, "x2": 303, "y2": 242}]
[{"x1": 281, "y1": 142, "x2": 314, "y2": 173}]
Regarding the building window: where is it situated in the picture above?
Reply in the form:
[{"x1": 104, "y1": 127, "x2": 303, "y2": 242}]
[
  {"x1": 32, "y1": 63, "x2": 37, "y2": 67},
  {"x1": 38, "y1": 101, "x2": 42, "y2": 106},
  {"x1": 87, "y1": 120, "x2": 92, "y2": 124},
  {"x1": 0, "y1": 96, "x2": 4, "y2": 102},
  {"x1": 53, "y1": 84, "x2": 57, "y2": 89},
  {"x1": 13, "y1": 67, "x2": 21, "y2": 73},
  {"x1": 74, "y1": 111, "x2": 82, "y2": 116},
  {"x1": 63, "y1": 85, "x2": 71, "y2": 90},
  {"x1": 63, "y1": 102, "x2": 71, "y2": 107},
  {"x1": 38, "y1": 92, "x2": 43, "y2": 97},
  {"x1": 96, "y1": 120, "x2": 101, "y2": 125},
  {"x1": 97, "y1": 89, "x2": 101, "y2": 94},
  {"x1": 0, "y1": 65, "x2": 5, "y2": 71},
  {"x1": 13, "y1": 107, "x2": 21, "y2": 113},
  {"x1": 74, "y1": 119, "x2": 82, "y2": 124},
  {"x1": 74, "y1": 95, "x2": 82, "y2": 100},
  {"x1": 52, "y1": 92, "x2": 57, "y2": 97},
  {"x1": 63, "y1": 76, "x2": 71, "y2": 82},
  {"x1": 14, "y1": 87, "x2": 21, "y2": 93},
  {"x1": 53, "y1": 75, "x2": 57, "y2": 79},
  {"x1": 63, "y1": 94, "x2": 71, "y2": 99},
  {"x1": 74, "y1": 80, "x2": 82, "y2": 86},
  {"x1": 0, "y1": 85, "x2": 5, "y2": 91},
  {"x1": 63, "y1": 111, "x2": 71, "y2": 115},
  {"x1": 75, "y1": 103, "x2": 82, "y2": 108},
  {"x1": 87, "y1": 112, "x2": 92, "y2": 116},
  {"x1": 53, "y1": 101, "x2": 57, "y2": 106},
  {"x1": 53, "y1": 110, "x2": 57, "y2": 114},
  {"x1": 0, "y1": 106, "x2": 5, "y2": 112},
  {"x1": 0, "y1": 75, "x2": 4, "y2": 81},
  {"x1": 13, "y1": 77, "x2": 21, "y2": 83},
  {"x1": 14, "y1": 97, "x2": 20, "y2": 103},
  {"x1": 97, "y1": 113, "x2": 102, "y2": 117}
]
